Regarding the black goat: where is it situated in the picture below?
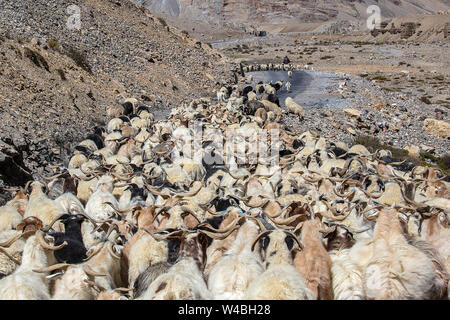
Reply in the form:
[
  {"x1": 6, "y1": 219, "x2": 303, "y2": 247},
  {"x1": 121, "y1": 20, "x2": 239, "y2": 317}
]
[
  {"x1": 85, "y1": 133, "x2": 104, "y2": 150},
  {"x1": 267, "y1": 93, "x2": 280, "y2": 106},
  {"x1": 47, "y1": 214, "x2": 88, "y2": 264},
  {"x1": 243, "y1": 86, "x2": 254, "y2": 96},
  {"x1": 122, "y1": 102, "x2": 134, "y2": 115}
]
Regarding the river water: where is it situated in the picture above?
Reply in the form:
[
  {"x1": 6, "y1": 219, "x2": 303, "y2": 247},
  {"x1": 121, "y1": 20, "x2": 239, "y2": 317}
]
[
  {"x1": 152, "y1": 70, "x2": 347, "y2": 120},
  {"x1": 247, "y1": 70, "x2": 348, "y2": 109}
]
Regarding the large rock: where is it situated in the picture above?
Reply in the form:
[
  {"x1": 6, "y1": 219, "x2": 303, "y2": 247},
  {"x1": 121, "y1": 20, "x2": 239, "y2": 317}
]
[
  {"x1": 423, "y1": 119, "x2": 450, "y2": 139},
  {"x1": 404, "y1": 145, "x2": 420, "y2": 158},
  {"x1": 0, "y1": 140, "x2": 33, "y2": 188},
  {"x1": 344, "y1": 108, "x2": 361, "y2": 120}
]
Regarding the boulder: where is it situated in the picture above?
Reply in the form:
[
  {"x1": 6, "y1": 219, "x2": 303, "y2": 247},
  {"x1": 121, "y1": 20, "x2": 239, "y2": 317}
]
[
  {"x1": 423, "y1": 119, "x2": 450, "y2": 139},
  {"x1": 344, "y1": 108, "x2": 361, "y2": 120},
  {"x1": 404, "y1": 145, "x2": 420, "y2": 158}
]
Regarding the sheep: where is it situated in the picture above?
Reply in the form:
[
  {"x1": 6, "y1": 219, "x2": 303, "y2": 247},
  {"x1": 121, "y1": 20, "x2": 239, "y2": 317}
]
[
  {"x1": 76, "y1": 176, "x2": 98, "y2": 205},
  {"x1": 0, "y1": 203, "x2": 23, "y2": 233},
  {"x1": 85, "y1": 175, "x2": 120, "y2": 221},
  {"x1": 137, "y1": 230, "x2": 213, "y2": 300},
  {"x1": 0, "y1": 230, "x2": 27, "y2": 278},
  {"x1": 319, "y1": 219, "x2": 377, "y2": 300},
  {"x1": 288, "y1": 70, "x2": 293, "y2": 78},
  {"x1": 285, "y1": 81, "x2": 291, "y2": 92},
  {"x1": 36, "y1": 238, "x2": 124, "y2": 300},
  {"x1": 54, "y1": 192, "x2": 84, "y2": 216},
  {"x1": 285, "y1": 97, "x2": 304, "y2": 119},
  {"x1": 24, "y1": 181, "x2": 66, "y2": 228},
  {"x1": 260, "y1": 100, "x2": 282, "y2": 121},
  {"x1": 0, "y1": 188, "x2": 28, "y2": 217},
  {"x1": 263, "y1": 84, "x2": 276, "y2": 95},
  {"x1": 207, "y1": 218, "x2": 265, "y2": 299},
  {"x1": 217, "y1": 87, "x2": 229, "y2": 103},
  {"x1": 43, "y1": 213, "x2": 90, "y2": 264},
  {"x1": 416, "y1": 210, "x2": 450, "y2": 296},
  {"x1": 293, "y1": 219, "x2": 334, "y2": 300},
  {"x1": 127, "y1": 230, "x2": 169, "y2": 289},
  {"x1": 0, "y1": 231, "x2": 66, "y2": 300},
  {"x1": 363, "y1": 208, "x2": 446, "y2": 300},
  {"x1": 244, "y1": 230, "x2": 315, "y2": 300}
]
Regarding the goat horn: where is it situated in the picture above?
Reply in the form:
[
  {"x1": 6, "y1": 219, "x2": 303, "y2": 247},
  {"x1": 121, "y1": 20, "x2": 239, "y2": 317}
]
[
  {"x1": 111, "y1": 172, "x2": 133, "y2": 181},
  {"x1": 265, "y1": 213, "x2": 307, "y2": 227},
  {"x1": 42, "y1": 214, "x2": 69, "y2": 232},
  {"x1": 83, "y1": 279, "x2": 106, "y2": 293},
  {"x1": 320, "y1": 201, "x2": 352, "y2": 221},
  {"x1": 283, "y1": 230, "x2": 303, "y2": 250},
  {"x1": 107, "y1": 242, "x2": 121, "y2": 260},
  {"x1": 347, "y1": 226, "x2": 372, "y2": 234},
  {"x1": 113, "y1": 287, "x2": 134, "y2": 293},
  {"x1": 198, "y1": 216, "x2": 246, "y2": 234},
  {"x1": 198, "y1": 226, "x2": 239, "y2": 240},
  {"x1": 174, "y1": 181, "x2": 204, "y2": 198},
  {"x1": 83, "y1": 264, "x2": 107, "y2": 277},
  {"x1": 0, "y1": 247, "x2": 21, "y2": 265},
  {"x1": 0, "y1": 230, "x2": 35, "y2": 248},
  {"x1": 74, "y1": 174, "x2": 96, "y2": 181},
  {"x1": 41, "y1": 172, "x2": 67, "y2": 181},
  {"x1": 24, "y1": 180, "x2": 33, "y2": 193},
  {"x1": 84, "y1": 243, "x2": 105, "y2": 261},
  {"x1": 247, "y1": 216, "x2": 269, "y2": 232},
  {"x1": 33, "y1": 263, "x2": 71, "y2": 273},
  {"x1": 36, "y1": 231, "x2": 68, "y2": 250},
  {"x1": 251, "y1": 230, "x2": 273, "y2": 252},
  {"x1": 319, "y1": 225, "x2": 337, "y2": 235},
  {"x1": 181, "y1": 207, "x2": 202, "y2": 224}
]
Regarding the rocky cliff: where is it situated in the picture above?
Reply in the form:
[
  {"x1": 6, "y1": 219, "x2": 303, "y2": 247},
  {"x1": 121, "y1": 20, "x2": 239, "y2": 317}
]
[
  {"x1": 135, "y1": 0, "x2": 450, "y2": 32},
  {"x1": 0, "y1": 0, "x2": 233, "y2": 190}
]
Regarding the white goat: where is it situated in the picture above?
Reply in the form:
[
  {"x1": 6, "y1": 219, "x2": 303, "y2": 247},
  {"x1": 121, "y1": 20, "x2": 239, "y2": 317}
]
[
  {"x1": 208, "y1": 219, "x2": 264, "y2": 299},
  {"x1": 244, "y1": 230, "x2": 315, "y2": 300}
]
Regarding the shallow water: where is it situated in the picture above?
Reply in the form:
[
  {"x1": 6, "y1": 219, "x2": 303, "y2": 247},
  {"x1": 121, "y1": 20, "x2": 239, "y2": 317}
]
[{"x1": 248, "y1": 70, "x2": 347, "y2": 109}]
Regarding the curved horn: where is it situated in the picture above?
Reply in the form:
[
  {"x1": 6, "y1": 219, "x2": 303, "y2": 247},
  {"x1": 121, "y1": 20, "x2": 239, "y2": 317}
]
[
  {"x1": 197, "y1": 216, "x2": 246, "y2": 234},
  {"x1": 36, "y1": 231, "x2": 68, "y2": 251},
  {"x1": 107, "y1": 243, "x2": 121, "y2": 260},
  {"x1": 198, "y1": 225, "x2": 240, "y2": 240},
  {"x1": 0, "y1": 230, "x2": 35, "y2": 248},
  {"x1": 283, "y1": 230, "x2": 303, "y2": 250},
  {"x1": 319, "y1": 225, "x2": 337, "y2": 235},
  {"x1": 320, "y1": 201, "x2": 352, "y2": 221},
  {"x1": 33, "y1": 263, "x2": 71, "y2": 273},
  {"x1": 0, "y1": 247, "x2": 21, "y2": 265},
  {"x1": 84, "y1": 243, "x2": 105, "y2": 261},
  {"x1": 42, "y1": 214, "x2": 70, "y2": 232},
  {"x1": 174, "y1": 181, "x2": 204, "y2": 198},
  {"x1": 41, "y1": 172, "x2": 67, "y2": 181},
  {"x1": 180, "y1": 207, "x2": 202, "y2": 225},
  {"x1": 83, "y1": 264, "x2": 107, "y2": 277},
  {"x1": 251, "y1": 230, "x2": 273, "y2": 252}
]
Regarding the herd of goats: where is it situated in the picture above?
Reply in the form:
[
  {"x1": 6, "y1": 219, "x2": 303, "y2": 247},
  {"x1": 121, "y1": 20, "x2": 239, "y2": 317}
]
[{"x1": 0, "y1": 73, "x2": 449, "y2": 300}]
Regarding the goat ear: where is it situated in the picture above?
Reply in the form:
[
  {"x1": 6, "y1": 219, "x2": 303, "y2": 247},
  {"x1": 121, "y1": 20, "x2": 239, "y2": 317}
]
[
  {"x1": 197, "y1": 233, "x2": 211, "y2": 249},
  {"x1": 54, "y1": 214, "x2": 72, "y2": 225},
  {"x1": 284, "y1": 235, "x2": 295, "y2": 251},
  {"x1": 113, "y1": 244, "x2": 123, "y2": 256}
]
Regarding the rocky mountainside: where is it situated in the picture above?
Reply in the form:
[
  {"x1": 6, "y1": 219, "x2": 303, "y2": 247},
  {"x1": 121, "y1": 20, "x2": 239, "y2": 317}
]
[
  {"x1": 366, "y1": 12, "x2": 450, "y2": 42},
  {"x1": 134, "y1": 0, "x2": 450, "y2": 34},
  {"x1": 0, "y1": 0, "x2": 234, "y2": 190}
]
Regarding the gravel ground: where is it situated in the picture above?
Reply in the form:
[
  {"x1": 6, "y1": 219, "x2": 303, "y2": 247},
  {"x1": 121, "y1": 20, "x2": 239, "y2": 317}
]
[{"x1": 244, "y1": 69, "x2": 449, "y2": 156}]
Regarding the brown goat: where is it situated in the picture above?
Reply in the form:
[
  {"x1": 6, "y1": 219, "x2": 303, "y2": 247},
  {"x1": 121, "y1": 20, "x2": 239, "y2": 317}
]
[{"x1": 293, "y1": 219, "x2": 334, "y2": 300}]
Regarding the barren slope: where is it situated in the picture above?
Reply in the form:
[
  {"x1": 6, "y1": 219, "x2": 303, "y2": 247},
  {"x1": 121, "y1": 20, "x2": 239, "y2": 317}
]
[{"x1": 0, "y1": 0, "x2": 233, "y2": 189}]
